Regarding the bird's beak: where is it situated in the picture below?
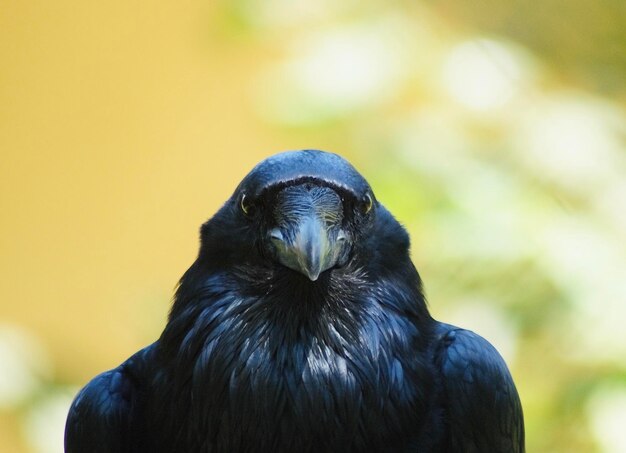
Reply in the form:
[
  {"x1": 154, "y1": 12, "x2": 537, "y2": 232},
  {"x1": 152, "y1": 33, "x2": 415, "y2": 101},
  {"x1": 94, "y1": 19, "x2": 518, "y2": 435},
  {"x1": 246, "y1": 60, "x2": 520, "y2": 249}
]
[{"x1": 271, "y1": 214, "x2": 345, "y2": 281}]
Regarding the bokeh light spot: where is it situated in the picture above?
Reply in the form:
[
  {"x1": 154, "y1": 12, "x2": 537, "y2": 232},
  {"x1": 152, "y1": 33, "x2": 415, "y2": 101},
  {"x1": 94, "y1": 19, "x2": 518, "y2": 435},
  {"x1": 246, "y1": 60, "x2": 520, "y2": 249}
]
[{"x1": 443, "y1": 39, "x2": 522, "y2": 111}]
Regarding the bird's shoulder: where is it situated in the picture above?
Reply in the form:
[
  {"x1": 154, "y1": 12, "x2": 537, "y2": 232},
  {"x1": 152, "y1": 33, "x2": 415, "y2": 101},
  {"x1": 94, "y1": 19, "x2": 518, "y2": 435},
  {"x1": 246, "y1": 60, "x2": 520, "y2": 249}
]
[
  {"x1": 64, "y1": 343, "x2": 156, "y2": 453},
  {"x1": 431, "y1": 322, "x2": 525, "y2": 452}
]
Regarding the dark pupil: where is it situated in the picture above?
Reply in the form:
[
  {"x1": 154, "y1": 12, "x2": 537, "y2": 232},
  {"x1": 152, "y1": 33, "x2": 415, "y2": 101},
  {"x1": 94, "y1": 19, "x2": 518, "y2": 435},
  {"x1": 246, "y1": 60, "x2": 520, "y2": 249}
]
[
  {"x1": 241, "y1": 195, "x2": 255, "y2": 215},
  {"x1": 361, "y1": 196, "x2": 370, "y2": 213}
]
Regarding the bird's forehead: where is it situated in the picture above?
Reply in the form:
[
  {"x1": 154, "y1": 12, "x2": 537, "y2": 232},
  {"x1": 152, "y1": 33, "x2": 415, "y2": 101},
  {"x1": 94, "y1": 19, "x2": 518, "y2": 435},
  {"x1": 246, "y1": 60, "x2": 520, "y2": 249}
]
[{"x1": 235, "y1": 150, "x2": 371, "y2": 198}]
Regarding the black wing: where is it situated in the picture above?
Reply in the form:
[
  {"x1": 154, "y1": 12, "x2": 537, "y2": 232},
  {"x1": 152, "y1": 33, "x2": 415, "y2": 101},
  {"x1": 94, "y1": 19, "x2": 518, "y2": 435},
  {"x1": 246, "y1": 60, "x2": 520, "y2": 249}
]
[
  {"x1": 65, "y1": 345, "x2": 155, "y2": 453},
  {"x1": 433, "y1": 323, "x2": 524, "y2": 452}
]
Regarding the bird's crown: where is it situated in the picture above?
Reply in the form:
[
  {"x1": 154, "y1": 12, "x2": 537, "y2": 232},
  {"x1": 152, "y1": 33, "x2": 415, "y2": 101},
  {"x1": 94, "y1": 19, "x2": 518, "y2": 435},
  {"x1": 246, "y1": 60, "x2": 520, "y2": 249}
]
[{"x1": 234, "y1": 149, "x2": 372, "y2": 199}]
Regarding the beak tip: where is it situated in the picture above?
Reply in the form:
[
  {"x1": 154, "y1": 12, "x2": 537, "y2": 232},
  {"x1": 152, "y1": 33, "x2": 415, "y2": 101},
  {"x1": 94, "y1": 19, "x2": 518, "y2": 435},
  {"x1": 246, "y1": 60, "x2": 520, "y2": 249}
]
[{"x1": 302, "y1": 260, "x2": 323, "y2": 280}]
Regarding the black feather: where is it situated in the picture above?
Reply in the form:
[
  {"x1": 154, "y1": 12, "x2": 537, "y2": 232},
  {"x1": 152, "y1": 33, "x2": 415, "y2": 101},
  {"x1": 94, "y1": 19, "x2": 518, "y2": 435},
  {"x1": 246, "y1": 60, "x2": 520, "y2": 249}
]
[{"x1": 65, "y1": 150, "x2": 524, "y2": 453}]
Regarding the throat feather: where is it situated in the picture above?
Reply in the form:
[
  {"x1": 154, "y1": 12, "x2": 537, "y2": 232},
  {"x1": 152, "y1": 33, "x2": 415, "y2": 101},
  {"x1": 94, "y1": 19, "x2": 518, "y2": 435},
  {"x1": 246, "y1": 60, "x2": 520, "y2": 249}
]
[{"x1": 163, "y1": 269, "x2": 432, "y2": 451}]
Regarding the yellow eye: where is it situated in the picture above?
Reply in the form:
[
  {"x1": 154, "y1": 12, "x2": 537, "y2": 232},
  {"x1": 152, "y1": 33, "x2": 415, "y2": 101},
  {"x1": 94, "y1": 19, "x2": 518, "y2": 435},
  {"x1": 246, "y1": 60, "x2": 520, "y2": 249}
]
[
  {"x1": 240, "y1": 193, "x2": 252, "y2": 216},
  {"x1": 362, "y1": 193, "x2": 373, "y2": 214}
]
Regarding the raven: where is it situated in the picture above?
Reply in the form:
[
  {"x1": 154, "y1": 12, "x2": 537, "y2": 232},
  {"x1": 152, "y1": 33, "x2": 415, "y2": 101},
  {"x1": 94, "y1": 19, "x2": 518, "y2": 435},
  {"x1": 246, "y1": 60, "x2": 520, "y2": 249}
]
[{"x1": 65, "y1": 150, "x2": 524, "y2": 452}]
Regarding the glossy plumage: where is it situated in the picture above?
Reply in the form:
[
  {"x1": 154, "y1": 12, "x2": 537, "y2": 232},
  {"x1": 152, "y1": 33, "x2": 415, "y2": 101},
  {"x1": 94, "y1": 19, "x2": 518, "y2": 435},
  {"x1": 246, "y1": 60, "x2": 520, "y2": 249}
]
[{"x1": 65, "y1": 150, "x2": 524, "y2": 452}]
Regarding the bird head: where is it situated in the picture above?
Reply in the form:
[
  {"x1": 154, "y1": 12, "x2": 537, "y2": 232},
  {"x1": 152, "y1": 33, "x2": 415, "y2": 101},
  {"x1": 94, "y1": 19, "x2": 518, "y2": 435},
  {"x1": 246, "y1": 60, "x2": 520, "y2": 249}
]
[
  {"x1": 230, "y1": 150, "x2": 376, "y2": 281},
  {"x1": 194, "y1": 150, "x2": 385, "y2": 284}
]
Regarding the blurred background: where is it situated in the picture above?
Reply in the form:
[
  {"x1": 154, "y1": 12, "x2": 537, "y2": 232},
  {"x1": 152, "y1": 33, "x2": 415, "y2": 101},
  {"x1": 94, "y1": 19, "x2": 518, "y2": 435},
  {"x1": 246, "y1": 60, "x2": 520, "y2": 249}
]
[{"x1": 1, "y1": 1, "x2": 626, "y2": 451}]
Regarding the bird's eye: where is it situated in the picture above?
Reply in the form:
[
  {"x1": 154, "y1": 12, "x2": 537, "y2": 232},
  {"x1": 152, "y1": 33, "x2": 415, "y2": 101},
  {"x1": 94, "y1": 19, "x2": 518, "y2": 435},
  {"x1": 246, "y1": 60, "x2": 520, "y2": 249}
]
[
  {"x1": 240, "y1": 193, "x2": 254, "y2": 216},
  {"x1": 360, "y1": 193, "x2": 373, "y2": 214}
]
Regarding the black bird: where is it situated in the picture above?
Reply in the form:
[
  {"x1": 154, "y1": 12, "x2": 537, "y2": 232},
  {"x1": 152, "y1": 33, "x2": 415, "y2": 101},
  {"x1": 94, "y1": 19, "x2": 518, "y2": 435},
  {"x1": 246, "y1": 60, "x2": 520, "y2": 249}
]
[{"x1": 65, "y1": 150, "x2": 524, "y2": 452}]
